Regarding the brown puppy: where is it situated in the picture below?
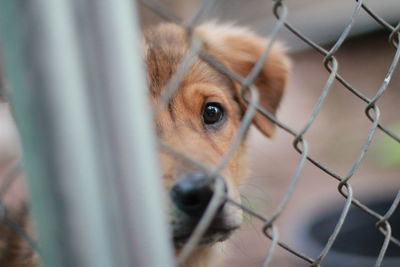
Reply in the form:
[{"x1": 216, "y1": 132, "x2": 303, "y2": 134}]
[
  {"x1": 145, "y1": 22, "x2": 290, "y2": 266},
  {"x1": 0, "y1": 22, "x2": 290, "y2": 267}
]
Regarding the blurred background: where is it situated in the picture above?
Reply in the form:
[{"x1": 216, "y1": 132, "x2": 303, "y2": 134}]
[{"x1": 0, "y1": 0, "x2": 399, "y2": 266}]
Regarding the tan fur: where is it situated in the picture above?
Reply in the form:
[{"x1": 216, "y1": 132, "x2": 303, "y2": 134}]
[
  {"x1": 196, "y1": 22, "x2": 291, "y2": 137},
  {"x1": 145, "y1": 23, "x2": 290, "y2": 267},
  {"x1": 0, "y1": 22, "x2": 289, "y2": 267}
]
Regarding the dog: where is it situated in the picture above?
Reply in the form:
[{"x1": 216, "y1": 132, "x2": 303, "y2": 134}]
[{"x1": 0, "y1": 22, "x2": 290, "y2": 267}]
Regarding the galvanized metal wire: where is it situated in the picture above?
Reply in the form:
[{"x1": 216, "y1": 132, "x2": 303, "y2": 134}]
[
  {"x1": 0, "y1": 0, "x2": 398, "y2": 266},
  {"x1": 138, "y1": 0, "x2": 400, "y2": 266}
]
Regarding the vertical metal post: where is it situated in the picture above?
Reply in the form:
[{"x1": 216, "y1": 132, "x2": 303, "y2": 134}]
[
  {"x1": 0, "y1": 0, "x2": 175, "y2": 267},
  {"x1": 75, "y1": 0, "x2": 176, "y2": 266},
  {"x1": 0, "y1": 1, "x2": 116, "y2": 267}
]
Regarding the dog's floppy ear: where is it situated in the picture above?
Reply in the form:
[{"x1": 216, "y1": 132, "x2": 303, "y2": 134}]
[{"x1": 196, "y1": 23, "x2": 290, "y2": 137}]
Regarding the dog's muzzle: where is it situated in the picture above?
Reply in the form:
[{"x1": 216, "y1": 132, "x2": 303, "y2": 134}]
[{"x1": 170, "y1": 171, "x2": 237, "y2": 247}]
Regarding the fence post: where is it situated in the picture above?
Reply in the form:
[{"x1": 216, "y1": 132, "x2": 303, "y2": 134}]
[
  {"x1": 75, "y1": 0, "x2": 177, "y2": 266},
  {"x1": 0, "y1": 0, "x2": 175, "y2": 267}
]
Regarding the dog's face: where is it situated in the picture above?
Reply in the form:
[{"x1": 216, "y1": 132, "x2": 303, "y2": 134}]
[{"x1": 144, "y1": 23, "x2": 290, "y2": 249}]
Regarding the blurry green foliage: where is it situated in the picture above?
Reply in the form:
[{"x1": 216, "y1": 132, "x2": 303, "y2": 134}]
[{"x1": 373, "y1": 123, "x2": 400, "y2": 167}]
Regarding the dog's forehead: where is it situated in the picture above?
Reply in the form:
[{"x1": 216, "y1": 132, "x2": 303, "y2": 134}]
[{"x1": 143, "y1": 24, "x2": 232, "y2": 99}]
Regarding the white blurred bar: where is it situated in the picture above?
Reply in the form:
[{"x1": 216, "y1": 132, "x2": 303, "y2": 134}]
[
  {"x1": 0, "y1": 0, "x2": 175, "y2": 266},
  {"x1": 79, "y1": 0, "x2": 176, "y2": 266}
]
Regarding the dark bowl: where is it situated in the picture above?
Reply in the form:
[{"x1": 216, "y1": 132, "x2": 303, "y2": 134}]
[{"x1": 297, "y1": 194, "x2": 400, "y2": 267}]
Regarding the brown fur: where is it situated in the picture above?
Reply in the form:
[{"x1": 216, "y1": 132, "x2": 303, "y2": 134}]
[
  {"x1": 0, "y1": 22, "x2": 290, "y2": 267},
  {"x1": 145, "y1": 23, "x2": 290, "y2": 267},
  {"x1": 0, "y1": 208, "x2": 38, "y2": 266}
]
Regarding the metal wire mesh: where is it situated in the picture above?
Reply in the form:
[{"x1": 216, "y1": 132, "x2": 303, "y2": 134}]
[
  {"x1": 139, "y1": 0, "x2": 400, "y2": 266},
  {"x1": 0, "y1": 0, "x2": 399, "y2": 266}
]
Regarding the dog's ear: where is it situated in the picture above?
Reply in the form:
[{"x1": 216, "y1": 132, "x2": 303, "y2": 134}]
[{"x1": 196, "y1": 23, "x2": 290, "y2": 137}]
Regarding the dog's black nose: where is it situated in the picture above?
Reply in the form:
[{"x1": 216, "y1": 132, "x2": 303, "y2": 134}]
[{"x1": 171, "y1": 172, "x2": 214, "y2": 217}]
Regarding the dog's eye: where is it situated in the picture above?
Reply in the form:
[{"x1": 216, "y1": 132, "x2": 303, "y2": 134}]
[{"x1": 202, "y1": 103, "x2": 224, "y2": 125}]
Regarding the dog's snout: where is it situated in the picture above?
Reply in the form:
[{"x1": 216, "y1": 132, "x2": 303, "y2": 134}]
[{"x1": 171, "y1": 172, "x2": 215, "y2": 216}]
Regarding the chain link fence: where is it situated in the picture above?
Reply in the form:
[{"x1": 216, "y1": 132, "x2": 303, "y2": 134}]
[{"x1": 0, "y1": 0, "x2": 399, "y2": 266}]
